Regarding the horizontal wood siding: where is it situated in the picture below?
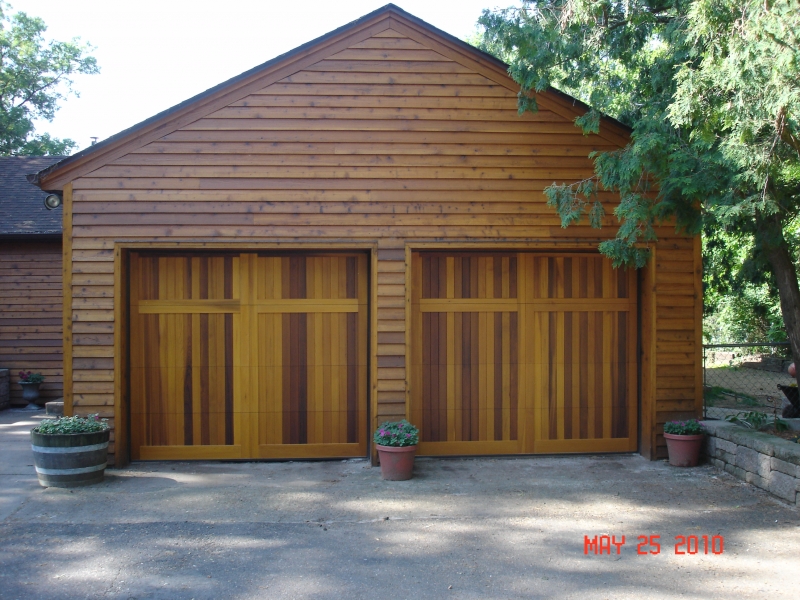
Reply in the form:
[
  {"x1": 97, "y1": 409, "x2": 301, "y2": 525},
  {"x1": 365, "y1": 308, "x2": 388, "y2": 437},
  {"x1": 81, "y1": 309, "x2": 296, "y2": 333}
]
[
  {"x1": 652, "y1": 236, "x2": 702, "y2": 458},
  {"x1": 63, "y1": 21, "x2": 699, "y2": 461},
  {"x1": 0, "y1": 241, "x2": 63, "y2": 404}
]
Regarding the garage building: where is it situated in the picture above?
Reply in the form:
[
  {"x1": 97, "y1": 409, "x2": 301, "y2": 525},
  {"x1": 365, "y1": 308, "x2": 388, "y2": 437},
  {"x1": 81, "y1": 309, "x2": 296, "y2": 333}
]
[{"x1": 30, "y1": 5, "x2": 701, "y2": 466}]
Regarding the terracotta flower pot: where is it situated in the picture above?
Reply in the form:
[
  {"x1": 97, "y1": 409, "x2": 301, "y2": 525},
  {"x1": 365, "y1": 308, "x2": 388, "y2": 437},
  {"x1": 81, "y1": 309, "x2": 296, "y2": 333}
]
[
  {"x1": 664, "y1": 433, "x2": 704, "y2": 467},
  {"x1": 376, "y1": 444, "x2": 417, "y2": 480}
]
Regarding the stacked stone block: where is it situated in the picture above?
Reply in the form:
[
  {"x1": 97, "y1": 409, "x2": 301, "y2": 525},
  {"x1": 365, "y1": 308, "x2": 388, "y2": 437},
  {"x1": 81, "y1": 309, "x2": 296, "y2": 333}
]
[{"x1": 702, "y1": 420, "x2": 800, "y2": 506}]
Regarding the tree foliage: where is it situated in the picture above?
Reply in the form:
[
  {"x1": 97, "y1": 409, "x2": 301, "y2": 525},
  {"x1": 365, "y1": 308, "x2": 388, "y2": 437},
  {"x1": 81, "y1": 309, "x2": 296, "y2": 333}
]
[
  {"x1": 703, "y1": 224, "x2": 788, "y2": 343},
  {"x1": 0, "y1": 1, "x2": 98, "y2": 155},
  {"x1": 476, "y1": 0, "x2": 800, "y2": 367}
]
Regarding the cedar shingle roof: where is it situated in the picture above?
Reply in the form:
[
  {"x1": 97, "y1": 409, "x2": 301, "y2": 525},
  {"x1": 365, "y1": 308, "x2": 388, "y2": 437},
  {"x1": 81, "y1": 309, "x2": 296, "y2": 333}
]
[{"x1": 0, "y1": 156, "x2": 66, "y2": 236}]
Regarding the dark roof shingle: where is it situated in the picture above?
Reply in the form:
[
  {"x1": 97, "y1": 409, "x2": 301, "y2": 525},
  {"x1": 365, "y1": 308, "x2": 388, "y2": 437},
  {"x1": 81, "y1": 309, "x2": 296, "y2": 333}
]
[{"x1": 0, "y1": 156, "x2": 66, "y2": 236}]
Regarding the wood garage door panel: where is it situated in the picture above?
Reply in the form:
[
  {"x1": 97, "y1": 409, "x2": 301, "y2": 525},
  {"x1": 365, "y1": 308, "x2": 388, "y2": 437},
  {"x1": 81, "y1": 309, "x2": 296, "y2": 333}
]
[
  {"x1": 253, "y1": 255, "x2": 359, "y2": 301},
  {"x1": 412, "y1": 252, "x2": 522, "y2": 454},
  {"x1": 252, "y1": 254, "x2": 368, "y2": 457},
  {"x1": 135, "y1": 255, "x2": 239, "y2": 301},
  {"x1": 412, "y1": 251, "x2": 637, "y2": 456},
  {"x1": 130, "y1": 251, "x2": 368, "y2": 460},
  {"x1": 254, "y1": 313, "x2": 360, "y2": 446},
  {"x1": 419, "y1": 311, "x2": 519, "y2": 444},
  {"x1": 420, "y1": 253, "x2": 518, "y2": 300},
  {"x1": 524, "y1": 255, "x2": 629, "y2": 301},
  {"x1": 522, "y1": 254, "x2": 636, "y2": 452},
  {"x1": 130, "y1": 254, "x2": 241, "y2": 460},
  {"x1": 528, "y1": 310, "x2": 635, "y2": 452}
]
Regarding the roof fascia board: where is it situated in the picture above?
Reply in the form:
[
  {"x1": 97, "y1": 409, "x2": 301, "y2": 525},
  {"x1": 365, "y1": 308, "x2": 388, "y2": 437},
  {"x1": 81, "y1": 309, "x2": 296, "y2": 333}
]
[
  {"x1": 0, "y1": 233, "x2": 62, "y2": 241},
  {"x1": 38, "y1": 14, "x2": 399, "y2": 190},
  {"x1": 385, "y1": 15, "x2": 632, "y2": 148}
]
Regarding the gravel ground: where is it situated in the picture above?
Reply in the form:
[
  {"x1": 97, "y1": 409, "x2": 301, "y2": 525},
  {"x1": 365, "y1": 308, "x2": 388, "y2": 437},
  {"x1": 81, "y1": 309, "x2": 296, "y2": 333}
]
[
  {"x1": 1, "y1": 411, "x2": 798, "y2": 599},
  {"x1": 704, "y1": 366, "x2": 793, "y2": 415}
]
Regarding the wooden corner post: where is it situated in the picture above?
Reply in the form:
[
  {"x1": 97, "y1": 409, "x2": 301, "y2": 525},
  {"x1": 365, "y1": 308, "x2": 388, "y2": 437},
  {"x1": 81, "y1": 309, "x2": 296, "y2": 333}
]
[
  {"x1": 113, "y1": 245, "x2": 131, "y2": 467},
  {"x1": 61, "y1": 183, "x2": 73, "y2": 417},
  {"x1": 639, "y1": 247, "x2": 657, "y2": 459}
]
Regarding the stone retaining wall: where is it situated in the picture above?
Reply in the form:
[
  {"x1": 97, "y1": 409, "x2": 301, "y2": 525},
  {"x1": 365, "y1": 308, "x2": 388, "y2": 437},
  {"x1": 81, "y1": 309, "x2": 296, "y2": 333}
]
[{"x1": 702, "y1": 420, "x2": 800, "y2": 507}]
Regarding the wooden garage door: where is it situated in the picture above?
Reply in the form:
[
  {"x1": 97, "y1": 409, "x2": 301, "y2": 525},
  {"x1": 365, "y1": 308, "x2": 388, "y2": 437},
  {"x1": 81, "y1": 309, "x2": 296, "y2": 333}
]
[
  {"x1": 129, "y1": 252, "x2": 368, "y2": 460},
  {"x1": 411, "y1": 252, "x2": 637, "y2": 455}
]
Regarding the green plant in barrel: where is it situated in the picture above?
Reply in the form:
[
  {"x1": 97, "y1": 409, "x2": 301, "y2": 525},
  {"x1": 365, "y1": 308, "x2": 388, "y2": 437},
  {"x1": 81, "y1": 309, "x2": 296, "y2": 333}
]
[{"x1": 31, "y1": 414, "x2": 110, "y2": 488}]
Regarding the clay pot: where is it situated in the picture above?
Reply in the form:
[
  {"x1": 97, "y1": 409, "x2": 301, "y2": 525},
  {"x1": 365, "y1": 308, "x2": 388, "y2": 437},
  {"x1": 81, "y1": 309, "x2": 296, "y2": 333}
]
[
  {"x1": 789, "y1": 362, "x2": 796, "y2": 378},
  {"x1": 376, "y1": 444, "x2": 417, "y2": 480},
  {"x1": 664, "y1": 433, "x2": 705, "y2": 467}
]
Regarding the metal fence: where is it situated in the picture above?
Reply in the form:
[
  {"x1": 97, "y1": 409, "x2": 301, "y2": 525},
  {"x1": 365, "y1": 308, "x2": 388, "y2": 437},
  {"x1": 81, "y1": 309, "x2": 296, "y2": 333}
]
[{"x1": 703, "y1": 343, "x2": 796, "y2": 420}]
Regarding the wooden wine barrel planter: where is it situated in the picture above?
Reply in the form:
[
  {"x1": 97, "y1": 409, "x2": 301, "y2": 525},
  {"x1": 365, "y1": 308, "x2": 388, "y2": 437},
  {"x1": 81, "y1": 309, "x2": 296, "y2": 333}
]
[{"x1": 30, "y1": 429, "x2": 109, "y2": 488}]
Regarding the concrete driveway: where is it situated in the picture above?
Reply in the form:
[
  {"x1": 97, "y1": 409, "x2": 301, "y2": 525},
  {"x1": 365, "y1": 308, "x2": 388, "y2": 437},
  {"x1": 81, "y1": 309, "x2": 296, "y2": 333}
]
[{"x1": 1, "y1": 410, "x2": 798, "y2": 599}]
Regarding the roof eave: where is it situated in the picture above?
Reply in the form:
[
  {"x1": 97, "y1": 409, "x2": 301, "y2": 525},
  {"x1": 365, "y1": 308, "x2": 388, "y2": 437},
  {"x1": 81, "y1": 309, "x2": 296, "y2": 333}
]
[{"x1": 0, "y1": 232, "x2": 62, "y2": 240}]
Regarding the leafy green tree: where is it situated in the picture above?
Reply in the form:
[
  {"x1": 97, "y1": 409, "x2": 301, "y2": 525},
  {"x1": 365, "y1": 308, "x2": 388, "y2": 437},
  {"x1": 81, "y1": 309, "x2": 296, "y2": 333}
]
[
  {"x1": 476, "y1": 0, "x2": 800, "y2": 379},
  {"x1": 0, "y1": 1, "x2": 98, "y2": 155},
  {"x1": 703, "y1": 225, "x2": 789, "y2": 344}
]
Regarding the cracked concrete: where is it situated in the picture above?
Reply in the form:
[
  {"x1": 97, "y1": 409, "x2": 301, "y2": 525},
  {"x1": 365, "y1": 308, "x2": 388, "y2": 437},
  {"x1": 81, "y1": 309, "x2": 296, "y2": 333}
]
[{"x1": 1, "y1": 410, "x2": 798, "y2": 599}]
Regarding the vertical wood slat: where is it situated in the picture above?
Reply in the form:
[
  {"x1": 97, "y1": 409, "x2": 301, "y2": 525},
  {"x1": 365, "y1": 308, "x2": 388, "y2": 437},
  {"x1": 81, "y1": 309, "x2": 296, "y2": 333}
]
[
  {"x1": 129, "y1": 253, "x2": 142, "y2": 459},
  {"x1": 224, "y1": 257, "x2": 235, "y2": 445},
  {"x1": 61, "y1": 184, "x2": 73, "y2": 414}
]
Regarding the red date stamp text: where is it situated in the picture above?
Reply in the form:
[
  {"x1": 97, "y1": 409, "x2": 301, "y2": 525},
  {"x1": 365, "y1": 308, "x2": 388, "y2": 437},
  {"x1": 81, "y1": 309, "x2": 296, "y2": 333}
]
[{"x1": 583, "y1": 535, "x2": 724, "y2": 555}]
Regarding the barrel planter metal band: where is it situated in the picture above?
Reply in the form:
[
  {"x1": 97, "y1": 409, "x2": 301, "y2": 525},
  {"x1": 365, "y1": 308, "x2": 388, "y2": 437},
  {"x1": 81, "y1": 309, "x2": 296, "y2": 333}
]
[{"x1": 30, "y1": 429, "x2": 110, "y2": 488}]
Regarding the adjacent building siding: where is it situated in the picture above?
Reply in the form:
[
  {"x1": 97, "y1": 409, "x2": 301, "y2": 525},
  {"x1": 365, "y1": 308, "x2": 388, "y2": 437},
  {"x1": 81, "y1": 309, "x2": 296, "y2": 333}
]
[{"x1": 0, "y1": 241, "x2": 63, "y2": 405}]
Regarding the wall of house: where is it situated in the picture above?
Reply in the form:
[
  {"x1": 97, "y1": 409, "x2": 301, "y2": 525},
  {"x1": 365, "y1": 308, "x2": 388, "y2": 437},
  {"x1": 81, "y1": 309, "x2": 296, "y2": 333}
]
[
  {"x1": 0, "y1": 240, "x2": 63, "y2": 405},
  {"x1": 55, "y1": 18, "x2": 701, "y2": 463}
]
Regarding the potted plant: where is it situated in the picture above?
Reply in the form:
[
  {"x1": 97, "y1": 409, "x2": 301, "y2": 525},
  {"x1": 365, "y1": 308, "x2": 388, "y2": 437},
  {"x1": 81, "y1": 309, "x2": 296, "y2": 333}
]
[
  {"x1": 31, "y1": 414, "x2": 110, "y2": 488},
  {"x1": 663, "y1": 419, "x2": 705, "y2": 467},
  {"x1": 18, "y1": 371, "x2": 44, "y2": 410},
  {"x1": 374, "y1": 419, "x2": 419, "y2": 481}
]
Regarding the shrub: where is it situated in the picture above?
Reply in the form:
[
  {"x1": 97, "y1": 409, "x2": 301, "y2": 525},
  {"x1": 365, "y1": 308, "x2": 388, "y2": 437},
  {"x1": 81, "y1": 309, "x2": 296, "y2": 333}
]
[
  {"x1": 34, "y1": 414, "x2": 108, "y2": 435},
  {"x1": 663, "y1": 419, "x2": 705, "y2": 436},
  {"x1": 373, "y1": 420, "x2": 419, "y2": 447}
]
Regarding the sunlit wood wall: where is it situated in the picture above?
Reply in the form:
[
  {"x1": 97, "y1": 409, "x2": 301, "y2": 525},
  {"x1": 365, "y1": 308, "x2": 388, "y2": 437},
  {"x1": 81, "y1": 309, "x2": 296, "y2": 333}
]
[{"x1": 49, "y1": 11, "x2": 700, "y2": 463}]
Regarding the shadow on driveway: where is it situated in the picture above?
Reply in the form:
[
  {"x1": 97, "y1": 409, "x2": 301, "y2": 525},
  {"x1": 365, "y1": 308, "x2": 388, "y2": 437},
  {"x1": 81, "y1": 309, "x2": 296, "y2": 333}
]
[{"x1": 1, "y1": 411, "x2": 798, "y2": 599}]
